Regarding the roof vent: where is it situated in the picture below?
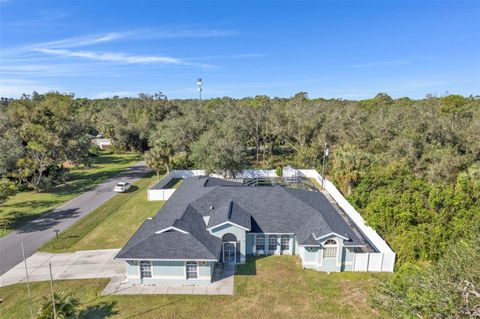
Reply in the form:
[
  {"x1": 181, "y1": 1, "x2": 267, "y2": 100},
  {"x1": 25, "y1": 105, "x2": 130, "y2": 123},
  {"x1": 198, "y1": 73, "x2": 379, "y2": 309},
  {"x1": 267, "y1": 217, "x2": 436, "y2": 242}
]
[{"x1": 210, "y1": 206, "x2": 214, "y2": 210}]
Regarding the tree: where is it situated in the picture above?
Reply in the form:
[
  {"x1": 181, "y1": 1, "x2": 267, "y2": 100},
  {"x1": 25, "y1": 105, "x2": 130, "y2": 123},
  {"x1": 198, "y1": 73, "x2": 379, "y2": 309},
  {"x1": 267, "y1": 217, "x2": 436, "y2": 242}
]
[
  {"x1": 190, "y1": 128, "x2": 245, "y2": 178},
  {"x1": 145, "y1": 142, "x2": 173, "y2": 180},
  {"x1": 331, "y1": 144, "x2": 371, "y2": 195},
  {"x1": 0, "y1": 178, "x2": 17, "y2": 203},
  {"x1": 374, "y1": 233, "x2": 480, "y2": 318},
  {"x1": 5, "y1": 93, "x2": 90, "y2": 191},
  {"x1": 37, "y1": 292, "x2": 80, "y2": 319}
]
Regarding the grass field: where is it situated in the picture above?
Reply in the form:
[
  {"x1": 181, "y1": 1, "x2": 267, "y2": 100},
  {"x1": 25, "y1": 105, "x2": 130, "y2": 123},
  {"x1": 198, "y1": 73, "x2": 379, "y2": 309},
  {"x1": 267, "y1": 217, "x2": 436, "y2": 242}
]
[
  {"x1": 165, "y1": 178, "x2": 184, "y2": 189},
  {"x1": 40, "y1": 173, "x2": 164, "y2": 253},
  {"x1": 0, "y1": 152, "x2": 143, "y2": 237},
  {"x1": 0, "y1": 256, "x2": 389, "y2": 319}
]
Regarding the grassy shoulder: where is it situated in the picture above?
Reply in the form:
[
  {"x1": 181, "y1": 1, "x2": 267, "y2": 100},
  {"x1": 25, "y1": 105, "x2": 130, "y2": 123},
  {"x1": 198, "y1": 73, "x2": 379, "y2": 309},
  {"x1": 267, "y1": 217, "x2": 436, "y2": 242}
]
[
  {"x1": 0, "y1": 152, "x2": 143, "y2": 237},
  {"x1": 0, "y1": 256, "x2": 390, "y2": 319},
  {"x1": 40, "y1": 173, "x2": 163, "y2": 253}
]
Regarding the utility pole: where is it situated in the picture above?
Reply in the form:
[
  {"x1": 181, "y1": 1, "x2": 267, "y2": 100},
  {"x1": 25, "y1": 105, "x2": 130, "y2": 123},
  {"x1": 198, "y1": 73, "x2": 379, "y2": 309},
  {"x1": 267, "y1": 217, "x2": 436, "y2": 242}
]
[
  {"x1": 197, "y1": 78, "x2": 203, "y2": 100},
  {"x1": 21, "y1": 242, "x2": 34, "y2": 319},
  {"x1": 49, "y1": 262, "x2": 57, "y2": 319},
  {"x1": 321, "y1": 142, "x2": 329, "y2": 190}
]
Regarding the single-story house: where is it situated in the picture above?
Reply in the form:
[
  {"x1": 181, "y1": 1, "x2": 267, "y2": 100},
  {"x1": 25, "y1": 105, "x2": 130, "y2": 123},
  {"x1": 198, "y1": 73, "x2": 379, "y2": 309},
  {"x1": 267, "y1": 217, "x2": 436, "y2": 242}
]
[{"x1": 115, "y1": 176, "x2": 374, "y2": 285}]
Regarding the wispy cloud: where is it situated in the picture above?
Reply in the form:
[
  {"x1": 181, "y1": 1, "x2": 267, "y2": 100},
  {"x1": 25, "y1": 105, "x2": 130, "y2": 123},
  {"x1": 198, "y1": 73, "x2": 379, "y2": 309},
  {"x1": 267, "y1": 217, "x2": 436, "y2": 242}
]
[
  {"x1": 35, "y1": 32, "x2": 130, "y2": 49},
  {"x1": 347, "y1": 59, "x2": 412, "y2": 69},
  {"x1": 4, "y1": 9, "x2": 68, "y2": 26},
  {"x1": 34, "y1": 48, "x2": 186, "y2": 65},
  {"x1": 0, "y1": 79, "x2": 59, "y2": 97}
]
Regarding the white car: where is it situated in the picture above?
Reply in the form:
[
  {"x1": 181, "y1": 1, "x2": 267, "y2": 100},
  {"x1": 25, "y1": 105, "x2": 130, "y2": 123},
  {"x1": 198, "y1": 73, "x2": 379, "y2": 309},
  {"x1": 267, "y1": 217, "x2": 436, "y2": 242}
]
[{"x1": 114, "y1": 182, "x2": 131, "y2": 193}]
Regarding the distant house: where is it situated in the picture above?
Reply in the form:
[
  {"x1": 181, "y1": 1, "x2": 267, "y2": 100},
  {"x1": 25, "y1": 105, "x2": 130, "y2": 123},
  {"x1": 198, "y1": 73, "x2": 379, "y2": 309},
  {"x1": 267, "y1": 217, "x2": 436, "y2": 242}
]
[
  {"x1": 116, "y1": 175, "x2": 376, "y2": 286},
  {"x1": 91, "y1": 134, "x2": 112, "y2": 150}
]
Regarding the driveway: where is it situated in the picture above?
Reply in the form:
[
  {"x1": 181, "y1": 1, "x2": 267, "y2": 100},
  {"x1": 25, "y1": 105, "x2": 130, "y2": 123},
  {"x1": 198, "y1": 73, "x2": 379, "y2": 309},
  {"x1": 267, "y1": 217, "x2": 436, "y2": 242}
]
[
  {"x1": 0, "y1": 249, "x2": 123, "y2": 287},
  {"x1": 0, "y1": 162, "x2": 150, "y2": 275}
]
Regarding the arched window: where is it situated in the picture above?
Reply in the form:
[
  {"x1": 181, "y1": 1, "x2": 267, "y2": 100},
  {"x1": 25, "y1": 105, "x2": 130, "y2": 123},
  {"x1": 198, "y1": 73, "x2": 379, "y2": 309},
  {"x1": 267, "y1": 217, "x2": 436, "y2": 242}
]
[
  {"x1": 268, "y1": 235, "x2": 278, "y2": 251},
  {"x1": 222, "y1": 233, "x2": 237, "y2": 242},
  {"x1": 323, "y1": 239, "x2": 338, "y2": 259},
  {"x1": 186, "y1": 261, "x2": 198, "y2": 279},
  {"x1": 139, "y1": 261, "x2": 152, "y2": 278},
  {"x1": 256, "y1": 234, "x2": 265, "y2": 251}
]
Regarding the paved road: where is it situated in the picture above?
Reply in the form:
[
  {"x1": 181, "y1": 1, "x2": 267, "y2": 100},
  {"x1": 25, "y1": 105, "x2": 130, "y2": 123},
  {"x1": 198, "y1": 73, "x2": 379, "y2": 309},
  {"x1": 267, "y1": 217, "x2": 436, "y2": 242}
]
[{"x1": 0, "y1": 162, "x2": 150, "y2": 275}]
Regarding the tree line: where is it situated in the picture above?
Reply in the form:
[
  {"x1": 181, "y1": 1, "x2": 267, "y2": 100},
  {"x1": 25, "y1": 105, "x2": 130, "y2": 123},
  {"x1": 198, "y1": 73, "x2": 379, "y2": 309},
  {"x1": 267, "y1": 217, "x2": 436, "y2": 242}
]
[{"x1": 1, "y1": 91, "x2": 479, "y2": 317}]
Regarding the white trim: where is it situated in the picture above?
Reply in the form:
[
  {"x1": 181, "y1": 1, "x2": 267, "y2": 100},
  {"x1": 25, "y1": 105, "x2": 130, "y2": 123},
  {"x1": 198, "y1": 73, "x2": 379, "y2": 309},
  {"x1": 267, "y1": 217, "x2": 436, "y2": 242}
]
[
  {"x1": 223, "y1": 241, "x2": 237, "y2": 263},
  {"x1": 185, "y1": 261, "x2": 199, "y2": 280},
  {"x1": 322, "y1": 239, "x2": 338, "y2": 260},
  {"x1": 249, "y1": 232, "x2": 295, "y2": 235},
  {"x1": 207, "y1": 221, "x2": 250, "y2": 232},
  {"x1": 139, "y1": 260, "x2": 153, "y2": 280},
  {"x1": 314, "y1": 232, "x2": 348, "y2": 241},
  {"x1": 117, "y1": 258, "x2": 217, "y2": 261},
  {"x1": 138, "y1": 275, "x2": 211, "y2": 280},
  {"x1": 155, "y1": 226, "x2": 189, "y2": 234}
]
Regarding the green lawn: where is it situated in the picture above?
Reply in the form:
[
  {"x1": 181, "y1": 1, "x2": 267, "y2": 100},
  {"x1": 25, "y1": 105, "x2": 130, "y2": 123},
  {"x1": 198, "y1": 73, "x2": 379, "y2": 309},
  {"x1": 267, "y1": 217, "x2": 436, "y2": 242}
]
[
  {"x1": 0, "y1": 152, "x2": 143, "y2": 237},
  {"x1": 165, "y1": 178, "x2": 184, "y2": 189},
  {"x1": 0, "y1": 256, "x2": 390, "y2": 319},
  {"x1": 40, "y1": 173, "x2": 164, "y2": 253}
]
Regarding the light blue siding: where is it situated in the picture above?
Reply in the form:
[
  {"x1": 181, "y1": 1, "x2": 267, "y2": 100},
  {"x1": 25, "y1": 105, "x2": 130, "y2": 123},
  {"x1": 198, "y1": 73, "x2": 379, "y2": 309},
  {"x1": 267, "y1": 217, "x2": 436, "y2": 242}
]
[
  {"x1": 303, "y1": 247, "x2": 318, "y2": 263},
  {"x1": 126, "y1": 260, "x2": 138, "y2": 276},
  {"x1": 246, "y1": 233, "x2": 255, "y2": 255},
  {"x1": 125, "y1": 260, "x2": 215, "y2": 285},
  {"x1": 342, "y1": 247, "x2": 355, "y2": 271}
]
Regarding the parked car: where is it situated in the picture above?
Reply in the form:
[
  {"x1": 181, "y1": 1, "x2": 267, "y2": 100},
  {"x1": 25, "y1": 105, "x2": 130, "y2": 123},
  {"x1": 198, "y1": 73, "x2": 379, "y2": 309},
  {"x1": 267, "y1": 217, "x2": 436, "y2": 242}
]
[{"x1": 114, "y1": 182, "x2": 131, "y2": 193}]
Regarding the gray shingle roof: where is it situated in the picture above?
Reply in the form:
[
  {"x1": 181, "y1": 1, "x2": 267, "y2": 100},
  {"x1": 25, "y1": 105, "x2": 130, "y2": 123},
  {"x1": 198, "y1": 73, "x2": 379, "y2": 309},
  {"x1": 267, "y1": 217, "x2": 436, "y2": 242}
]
[
  {"x1": 207, "y1": 201, "x2": 251, "y2": 230},
  {"x1": 116, "y1": 175, "x2": 365, "y2": 261}
]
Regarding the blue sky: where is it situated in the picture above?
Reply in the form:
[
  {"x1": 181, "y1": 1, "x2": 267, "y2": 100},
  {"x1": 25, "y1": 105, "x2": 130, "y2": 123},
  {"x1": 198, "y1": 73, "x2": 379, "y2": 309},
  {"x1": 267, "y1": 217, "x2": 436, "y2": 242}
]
[{"x1": 1, "y1": 1, "x2": 479, "y2": 99}]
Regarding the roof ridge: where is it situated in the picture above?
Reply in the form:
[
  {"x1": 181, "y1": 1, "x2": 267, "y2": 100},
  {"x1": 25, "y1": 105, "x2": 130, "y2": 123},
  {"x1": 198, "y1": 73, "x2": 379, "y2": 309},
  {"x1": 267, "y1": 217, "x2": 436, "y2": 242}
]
[{"x1": 227, "y1": 200, "x2": 234, "y2": 220}]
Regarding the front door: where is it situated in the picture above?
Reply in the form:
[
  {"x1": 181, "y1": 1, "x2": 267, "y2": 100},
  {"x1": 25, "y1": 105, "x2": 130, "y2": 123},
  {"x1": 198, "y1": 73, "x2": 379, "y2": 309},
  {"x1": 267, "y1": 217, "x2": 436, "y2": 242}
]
[{"x1": 223, "y1": 242, "x2": 236, "y2": 263}]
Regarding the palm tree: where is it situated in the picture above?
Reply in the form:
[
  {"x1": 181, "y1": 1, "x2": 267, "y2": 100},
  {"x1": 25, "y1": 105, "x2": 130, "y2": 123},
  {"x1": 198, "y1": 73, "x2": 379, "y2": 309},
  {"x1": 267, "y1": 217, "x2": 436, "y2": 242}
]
[
  {"x1": 145, "y1": 143, "x2": 173, "y2": 180},
  {"x1": 331, "y1": 144, "x2": 371, "y2": 195},
  {"x1": 37, "y1": 292, "x2": 80, "y2": 319}
]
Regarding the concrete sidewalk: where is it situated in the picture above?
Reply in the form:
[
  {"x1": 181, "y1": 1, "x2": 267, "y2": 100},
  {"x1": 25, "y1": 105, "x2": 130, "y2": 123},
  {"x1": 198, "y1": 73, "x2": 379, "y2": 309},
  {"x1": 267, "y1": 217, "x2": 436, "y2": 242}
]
[
  {"x1": 101, "y1": 264, "x2": 235, "y2": 296},
  {"x1": 0, "y1": 249, "x2": 123, "y2": 287}
]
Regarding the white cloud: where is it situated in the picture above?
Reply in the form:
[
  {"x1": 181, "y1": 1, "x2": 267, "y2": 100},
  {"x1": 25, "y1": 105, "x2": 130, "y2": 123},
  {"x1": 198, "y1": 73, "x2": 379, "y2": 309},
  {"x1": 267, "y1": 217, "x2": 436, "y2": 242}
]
[
  {"x1": 36, "y1": 32, "x2": 130, "y2": 49},
  {"x1": 4, "y1": 9, "x2": 68, "y2": 26},
  {"x1": 34, "y1": 48, "x2": 186, "y2": 65},
  {"x1": 347, "y1": 59, "x2": 412, "y2": 69},
  {"x1": 0, "y1": 79, "x2": 59, "y2": 97}
]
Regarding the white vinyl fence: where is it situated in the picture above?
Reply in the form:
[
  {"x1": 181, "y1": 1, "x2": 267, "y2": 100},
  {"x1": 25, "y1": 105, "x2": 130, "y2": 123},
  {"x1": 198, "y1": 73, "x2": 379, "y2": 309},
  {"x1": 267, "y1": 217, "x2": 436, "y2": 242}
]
[{"x1": 147, "y1": 189, "x2": 176, "y2": 201}]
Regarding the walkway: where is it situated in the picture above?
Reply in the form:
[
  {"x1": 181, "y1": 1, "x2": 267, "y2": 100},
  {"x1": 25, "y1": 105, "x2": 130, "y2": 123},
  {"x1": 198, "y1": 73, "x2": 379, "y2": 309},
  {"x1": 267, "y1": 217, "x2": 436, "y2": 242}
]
[
  {"x1": 101, "y1": 264, "x2": 235, "y2": 296},
  {"x1": 0, "y1": 162, "x2": 150, "y2": 275},
  {"x1": 0, "y1": 249, "x2": 122, "y2": 287}
]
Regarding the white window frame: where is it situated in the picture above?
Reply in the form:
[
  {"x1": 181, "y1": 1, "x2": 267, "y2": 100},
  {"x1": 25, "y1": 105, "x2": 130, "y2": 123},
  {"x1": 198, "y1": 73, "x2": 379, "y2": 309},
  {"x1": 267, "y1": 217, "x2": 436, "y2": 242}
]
[
  {"x1": 268, "y1": 235, "x2": 278, "y2": 251},
  {"x1": 256, "y1": 234, "x2": 265, "y2": 252},
  {"x1": 323, "y1": 239, "x2": 338, "y2": 259},
  {"x1": 185, "y1": 261, "x2": 198, "y2": 280},
  {"x1": 281, "y1": 235, "x2": 290, "y2": 251},
  {"x1": 139, "y1": 260, "x2": 152, "y2": 278}
]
